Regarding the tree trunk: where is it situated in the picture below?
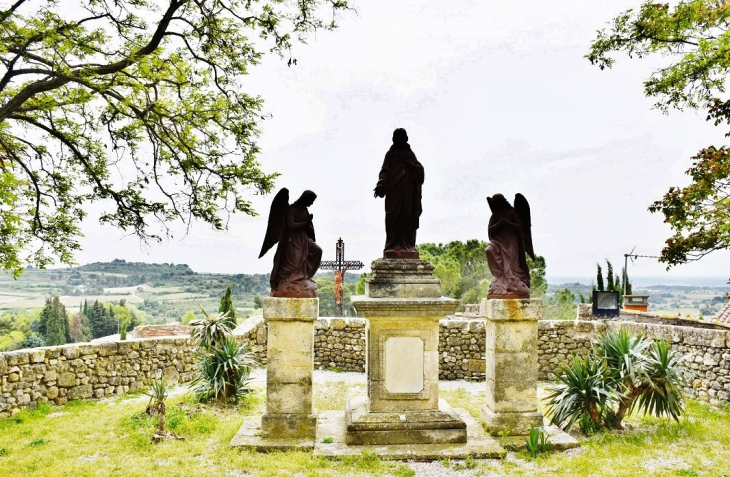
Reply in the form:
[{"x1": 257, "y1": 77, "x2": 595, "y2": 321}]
[
  {"x1": 158, "y1": 402, "x2": 166, "y2": 433},
  {"x1": 612, "y1": 386, "x2": 644, "y2": 428},
  {"x1": 588, "y1": 403, "x2": 605, "y2": 429}
]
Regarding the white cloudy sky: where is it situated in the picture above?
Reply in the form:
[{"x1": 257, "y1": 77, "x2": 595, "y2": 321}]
[{"x1": 75, "y1": 0, "x2": 730, "y2": 280}]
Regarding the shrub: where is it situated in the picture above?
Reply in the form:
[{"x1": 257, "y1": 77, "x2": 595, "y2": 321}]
[
  {"x1": 190, "y1": 309, "x2": 257, "y2": 403},
  {"x1": 21, "y1": 333, "x2": 45, "y2": 349},
  {"x1": 545, "y1": 327, "x2": 686, "y2": 433}
]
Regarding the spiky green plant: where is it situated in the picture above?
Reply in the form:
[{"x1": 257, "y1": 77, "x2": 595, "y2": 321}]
[
  {"x1": 143, "y1": 377, "x2": 169, "y2": 433},
  {"x1": 525, "y1": 424, "x2": 551, "y2": 458},
  {"x1": 189, "y1": 309, "x2": 257, "y2": 403},
  {"x1": 189, "y1": 308, "x2": 233, "y2": 351},
  {"x1": 545, "y1": 355, "x2": 617, "y2": 431},
  {"x1": 192, "y1": 339, "x2": 256, "y2": 402},
  {"x1": 633, "y1": 339, "x2": 686, "y2": 422}
]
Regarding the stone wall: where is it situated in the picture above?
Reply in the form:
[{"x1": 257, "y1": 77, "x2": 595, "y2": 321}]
[
  {"x1": 132, "y1": 323, "x2": 191, "y2": 339},
  {"x1": 0, "y1": 316, "x2": 265, "y2": 418},
  {"x1": 4, "y1": 312, "x2": 730, "y2": 417},
  {"x1": 313, "y1": 317, "x2": 366, "y2": 371},
  {"x1": 537, "y1": 319, "x2": 730, "y2": 405}
]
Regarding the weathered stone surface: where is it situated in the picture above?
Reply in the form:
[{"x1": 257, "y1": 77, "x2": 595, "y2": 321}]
[
  {"x1": 262, "y1": 297, "x2": 318, "y2": 439},
  {"x1": 481, "y1": 406, "x2": 543, "y2": 436},
  {"x1": 365, "y1": 259, "x2": 442, "y2": 298}
]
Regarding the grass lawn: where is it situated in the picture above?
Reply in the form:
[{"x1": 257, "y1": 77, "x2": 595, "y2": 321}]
[{"x1": 1, "y1": 377, "x2": 729, "y2": 477}]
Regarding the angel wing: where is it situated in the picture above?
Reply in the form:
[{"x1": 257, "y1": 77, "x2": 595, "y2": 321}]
[
  {"x1": 258, "y1": 188, "x2": 289, "y2": 259},
  {"x1": 514, "y1": 193, "x2": 535, "y2": 260}
]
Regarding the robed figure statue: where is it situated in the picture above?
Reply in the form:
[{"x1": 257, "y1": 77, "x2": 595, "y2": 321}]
[
  {"x1": 485, "y1": 193, "x2": 534, "y2": 299},
  {"x1": 259, "y1": 189, "x2": 322, "y2": 298},
  {"x1": 373, "y1": 128, "x2": 424, "y2": 259}
]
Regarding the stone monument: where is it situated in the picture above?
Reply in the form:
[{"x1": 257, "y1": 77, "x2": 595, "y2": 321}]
[
  {"x1": 481, "y1": 192, "x2": 544, "y2": 435},
  {"x1": 349, "y1": 259, "x2": 465, "y2": 445}
]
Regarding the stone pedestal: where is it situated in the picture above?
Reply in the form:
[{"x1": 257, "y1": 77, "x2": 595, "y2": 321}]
[
  {"x1": 480, "y1": 298, "x2": 544, "y2": 435},
  {"x1": 261, "y1": 297, "x2": 318, "y2": 439},
  {"x1": 348, "y1": 259, "x2": 465, "y2": 445}
]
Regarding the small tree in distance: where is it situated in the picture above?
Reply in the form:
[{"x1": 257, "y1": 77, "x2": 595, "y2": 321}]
[
  {"x1": 596, "y1": 264, "x2": 605, "y2": 292},
  {"x1": 219, "y1": 286, "x2": 236, "y2": 327}
]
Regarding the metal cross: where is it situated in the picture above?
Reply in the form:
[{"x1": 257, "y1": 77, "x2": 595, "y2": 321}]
[{"x1": 320, "y1": 238, "x2": 364, "y2": 316}]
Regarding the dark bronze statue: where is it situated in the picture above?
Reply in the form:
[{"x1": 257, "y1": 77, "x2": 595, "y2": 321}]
[
  {"x1": 259, "y1": 189, "x2": 322, "y2": 298},
  {"x1": 485, "y1": 193, "x2": 534, "y2": 299},
  {"x1": 373, "y1": 128, "x2": 424, "y2": 259}
]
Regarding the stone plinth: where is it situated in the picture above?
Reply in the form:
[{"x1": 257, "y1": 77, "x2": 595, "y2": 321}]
[
  {"x1": 261, "y1": 297, "x2": 318, "y2": 439},
  {"x1": 480, "y1": 298, "x2": 544, "y2": 435},
  {"x1": 348, "y1": 259, "x2": 464, "y2": 445}
]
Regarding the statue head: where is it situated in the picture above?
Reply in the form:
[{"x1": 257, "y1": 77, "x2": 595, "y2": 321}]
[
  {"x1": 487, "y1": 193, "x2": 511, "y2": 213},
  {"x1": 294, "y1": 190, "x2": 317, "y2": 207},
  {"x1": 392, "y1": 128, "x2": 408, "y2": 146}
]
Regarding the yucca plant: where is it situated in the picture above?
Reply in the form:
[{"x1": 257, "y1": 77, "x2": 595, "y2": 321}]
[
  {"x1": 546, "y1": 327, "x2": 686, "y2": 434},
  {"x1": 596, "y1": 329, "x2": 685, "y2": 428},
  {"x1": 544, "y1": 354, "x2": 617, "y2": 431},
  {"x1": 144, "y1": 377, "x2": 168, "y2": 434},
  {"x1": 633, "y1": 339, "x2": 686, "y2": 422},
  {"x1": 189, "y1": 308, "x2": 233, "y2": 350},
  {"x1": 189, "y1": 309, "x2": 257, "y2": 403}
]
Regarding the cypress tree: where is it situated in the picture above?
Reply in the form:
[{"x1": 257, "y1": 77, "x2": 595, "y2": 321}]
[
  {"x1": 38, "y1": 297, "x2": 52, "y2": 337},
  {"x1": 596, "y1": 264, "x2": 605, "y2": 291},
  {"x1": 606, "y1": 260, "x2": 615, "y2": 292},
  {"x1": 45, "y1": 296, "x2": 68, "y2": 346},
  {"x1": 219, "y1": 285, "x2": 236, "y2": 326}
]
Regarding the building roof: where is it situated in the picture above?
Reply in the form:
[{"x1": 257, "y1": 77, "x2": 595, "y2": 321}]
[{"x1": 714, "y1": 301, "x2": 730, "y2": 326}]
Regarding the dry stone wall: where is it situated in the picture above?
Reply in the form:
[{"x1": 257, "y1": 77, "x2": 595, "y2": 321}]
[
  {"x1": 4, "y1": 312, "x2": 730, "y2": 417},
  {"x1": 0, "y1": 316, "x2": 266, "y2": 418}
]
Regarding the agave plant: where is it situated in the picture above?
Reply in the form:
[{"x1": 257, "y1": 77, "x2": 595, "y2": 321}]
[
  {"x1": 544, "y1": 354, "x2": 617, "y2": 431},
  {"x1": 189, "y1": 309, "x2": 257, "y2": 403}
]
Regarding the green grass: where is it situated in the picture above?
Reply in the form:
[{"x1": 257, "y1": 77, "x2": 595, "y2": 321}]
[{"x1": 1, "y1": 382, "x2": 729, "y2": 476}]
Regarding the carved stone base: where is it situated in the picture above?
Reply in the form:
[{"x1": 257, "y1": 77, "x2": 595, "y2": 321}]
[
  {"x1": 365, "y1": 259, "x2": 442, "y2": 298},
  {"x1": 345, "y1": 396, "x2": 466, "y2": 445},
  {"x1": 480, "y1": 406, "x2": 543, "y2": 436}
]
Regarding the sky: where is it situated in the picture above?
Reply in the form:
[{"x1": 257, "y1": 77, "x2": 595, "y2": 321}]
[{"x1": 75, "y1": 0, "x2": 730, "y2": 282}]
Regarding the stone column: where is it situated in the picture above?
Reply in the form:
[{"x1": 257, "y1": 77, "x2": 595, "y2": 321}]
[
  {"x1": 480, "y1": 298, "x2": 544, "y2": 435},
  {"x1": 348, "y1": 259, "x2": 465, "y2": 445},
  {"x1": 261, "y1": 297, "x2": 318, "y2": 439}
]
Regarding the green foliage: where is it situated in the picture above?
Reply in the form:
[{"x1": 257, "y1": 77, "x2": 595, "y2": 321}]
[
  {"x1": 545, "y1": 355, "x2": 615, "y2": 432},
  {"x1": 190, "y1": 309, "x2": 257, "y2": 403},
  {"x1": 545, "y1": 288, "x2": 577, "y2": 320},
  {"x1": 322, "y1": 437, "x2": 334, "y2": 443},
  {"x1": 0, "y1": 0, "x2": 353, "y2": 277},
  {"x1": 42, "y1": 296, "x2": 68, "y2": 346},
  {"x1": 20, "y1": 332, "x2": 44, "y2": 349},
  {"x1": 69, "y1": 313, "x2": 92, "y2": 343},
  {"x1": 527, "y1": 255, "x2": 548, "y2": 297},
  {"x1": 0, "y1": 447, "x2": 8, "y2": 456},
  {"x1": 181, "y1": 310, "x2": 196, "y2": 325},
  {"x1": 218, "y1": 286, "x2": 236, "y2": 326},
  {"x1": 253, "y1": 295, "x2": 263, "y2": 309},
  {"x1": 356, "y1": 272, "x2": 371, "y2": 295},
  {"x1": 27, "y1": 439, "x2": 48, "y2": 447},
  {"x1": 546, "y1": 328, "x2": 686, "y2": 433},
  {"x1": 418, "y1": 240, "x2": 493, "y2": 308},
  {"x1": 589, "y1": 1, "x2": 730, "y2": 267},
  {"x1": 596, "y1": 264, "x2": 605, "y2": 292},
  {"x1": 525, "y1": 424, "x2": 551, "y2": 458},
  {"x1": 606, "y1": 260, "x2": 614, "y2": 292},
  {"x1": 315, "y1": 277, "x2": 356, "y2": 316}
]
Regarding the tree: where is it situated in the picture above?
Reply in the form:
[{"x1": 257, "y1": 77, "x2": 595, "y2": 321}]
[
  {"x1": 69, "y1": 313, "x2": 92, "y2": 343},
  {"x1": 219, "y1": 285, "x2": 236, "y2": 326},
  {"x1": 182, "y1": 310, "x2": 196, "y2": 325},
  {"x1": 606, "y1": 260, "x2": 615, "y2": 292},
  {"x1": 253, "y1": 295, "x2": 263, "y2": 309},
  {"x1": 596, "y1": 264, "x2": 605, "y2": 292},
  {"x1": 588, "y1": 1, "x2": 730, "y2": 268},
  {"x1": 0, "y1": 0, "x2": 352, "y2": 277},
  {"x1": 42, "y1": 295, "x2": 68, "y2": 346}
]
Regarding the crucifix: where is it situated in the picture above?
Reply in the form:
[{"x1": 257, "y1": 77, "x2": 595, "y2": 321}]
[{"x1": 319, "y1": 238, "x2": 364, "y2": 316}]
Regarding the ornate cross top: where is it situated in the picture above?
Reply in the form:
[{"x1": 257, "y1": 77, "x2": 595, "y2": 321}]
[{"x1": 320, "y1": 238, "x2": 364, "y2": 316}]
